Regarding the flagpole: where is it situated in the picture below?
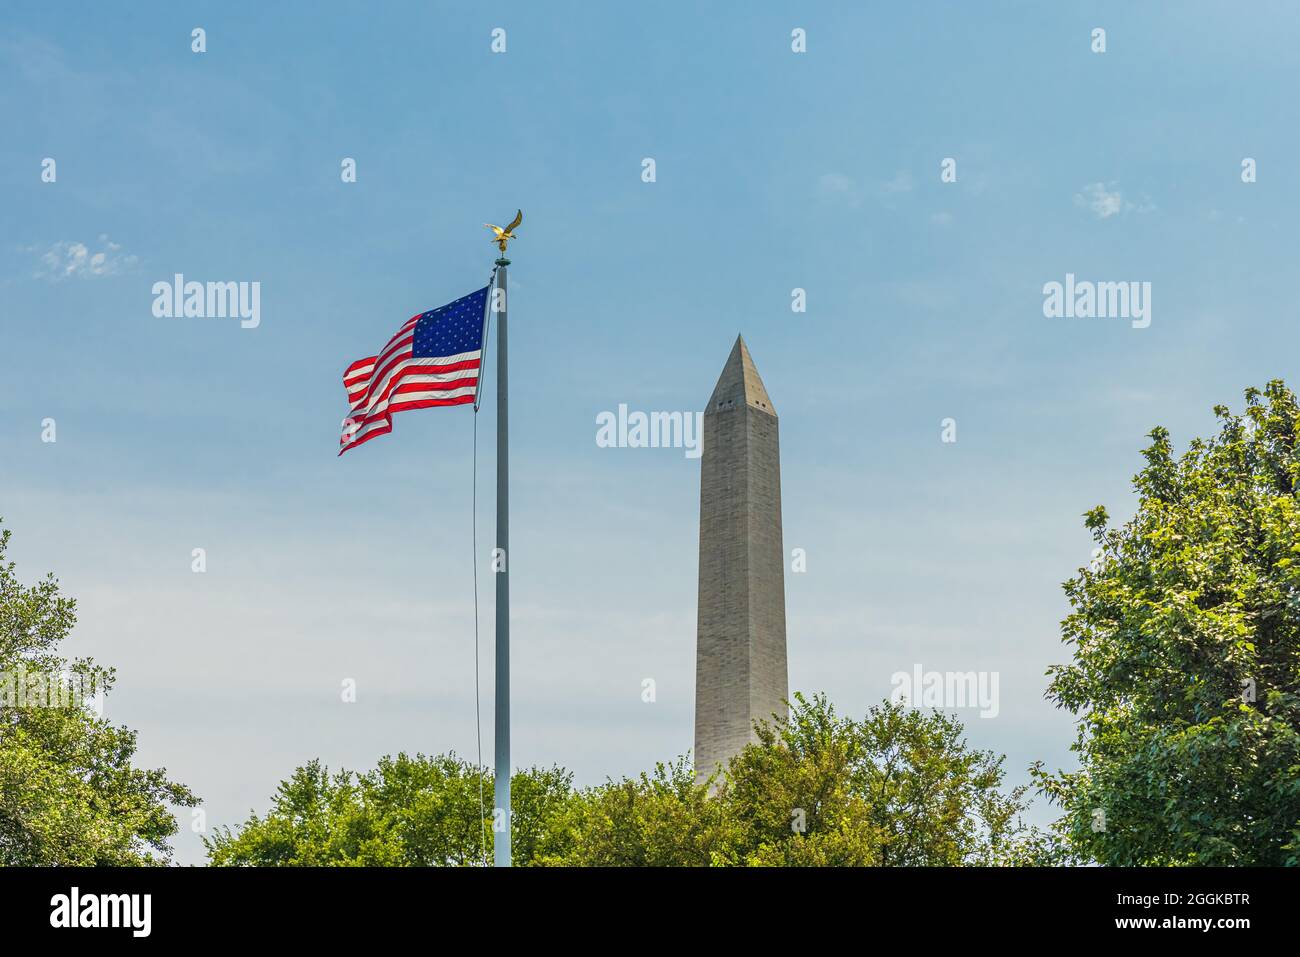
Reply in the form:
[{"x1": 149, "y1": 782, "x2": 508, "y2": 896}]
[{"x1": 492, "y1": 254, "x2": 511, "y2": 868}]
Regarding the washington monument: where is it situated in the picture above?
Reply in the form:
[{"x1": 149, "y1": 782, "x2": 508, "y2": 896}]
[{"x1": 694, "y1": 336, "x2": 789, "y2": 781}]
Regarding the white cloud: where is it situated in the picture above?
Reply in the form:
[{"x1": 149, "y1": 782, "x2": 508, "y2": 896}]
[
  {"x1": 816, "y1": 171, "x2": 920, "y2": 209},
  {"x1": 819, "y1": 172, "x2": 855, "y2": 194},
  {"x1": 882, "y1": 169, "x2": 913, "y2": 195},
  {"x1": 1075, "y1": 182, "x2": 1154, "y2": 219},
  {"x1": 817, "y1": 171, "x2": 863, "y2": 207},
  {"x1": 31, "y1": 235, "x2": 138, "y2": 280},
  {"x1": 818, "y1": 170, "x2": 916, "y2": 207},
  {"x1": 1076, "y1": 182, "x2": 1123, "y2": 218}
]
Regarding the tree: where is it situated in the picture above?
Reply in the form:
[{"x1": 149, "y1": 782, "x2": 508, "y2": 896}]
[
  {"x1": 0, "y1": 521, "x2": 197, "y2": 865},
  {"x1": 546, "y1": 694, "x2": 1042, "y2": 866},
  {"x1": 720, "y1": 694, "x2": 1041, "y2": 866},
  {"x1": 546, "y1": 756, "x2": 735, "y2": 866},
  {"x1": 1035, "y1": 381, "x2": 1300, "y2": 865},
  {"x1": 204, "y1": 754, "x2": 574, "y2": 866},
  {"x1": 210, "y1": 696, "x2": 1041, "y2": 867}
]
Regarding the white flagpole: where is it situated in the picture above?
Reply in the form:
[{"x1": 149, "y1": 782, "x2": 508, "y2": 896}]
[{"x1": 492, "y1": 253, "x2": 511, "y2": 867}]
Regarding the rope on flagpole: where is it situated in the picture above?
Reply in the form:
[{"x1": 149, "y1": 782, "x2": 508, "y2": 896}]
[
  {"x1": 472, "y1": 405, "x2": 486, "y2": 866},
  {"x1": 471, "y1": 266, "x2": 498, "y2": 866}
]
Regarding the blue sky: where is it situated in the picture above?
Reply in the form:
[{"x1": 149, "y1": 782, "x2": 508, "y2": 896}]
[{"x1": 2, "y1": 1, "x2": 1298, "y2": 864}]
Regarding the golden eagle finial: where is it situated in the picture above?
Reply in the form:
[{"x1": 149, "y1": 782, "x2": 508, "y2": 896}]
[{"x1": 484, "y1": 209, "x2": 523, "y2": 256}]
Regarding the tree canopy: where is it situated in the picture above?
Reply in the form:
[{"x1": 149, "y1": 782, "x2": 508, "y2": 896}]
[
  {"x1": 208, "y1": 694, "x2": 1046, "y2": 866},
  {"x1": 1035, "y1": 381, "x2": 1300, "y2": 865},
  {"x1": 0, "y1": 521, "x2": 197, "y2": 865},
  {"x1": 205, "y1": 754, "x2": 572, "y2": 866}
]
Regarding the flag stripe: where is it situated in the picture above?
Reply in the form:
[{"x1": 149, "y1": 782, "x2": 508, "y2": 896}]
[
  {"x1": 348, "y1": 381, "x2": 478, "y2": 427},
  {"x1": 386, "y1": 393, "x2": 477, "y2": 414},
  {"x1": 349, "y1": 353, "x2": 482, "y2": 401},
  {"x1": 349, "y1": 358, "x2": 481, "y2": 415}
]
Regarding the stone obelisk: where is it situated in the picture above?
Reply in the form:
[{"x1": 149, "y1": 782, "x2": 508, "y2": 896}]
[{"x1": 694, "y1": 335, "x2": 788, "y2": 782}]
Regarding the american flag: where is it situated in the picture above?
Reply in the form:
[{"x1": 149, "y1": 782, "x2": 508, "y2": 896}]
[{"x1": 339, "y1": 286, "x2": 489, "y2": 455}]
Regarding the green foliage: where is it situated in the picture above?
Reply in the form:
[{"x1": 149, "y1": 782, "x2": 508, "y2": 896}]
[
  {"x1": 0, "y1": 521, "x2": 197, "y2": 865},
  {"x1": 548, "y1": 756, "x2": 735, "y2": 866},
  {"x1": 211, "y1": 694, "x2": 1044, "y2": 866},
  {"x1": 204, "y1": 754, "x2": 572, "y2": 866},
  {"x1": 562, "y1": 694, "x2": 1042, "y2": 866},
  {"x1": 1036, "y1": 381, "x2": 1300, "y2": 865}
]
